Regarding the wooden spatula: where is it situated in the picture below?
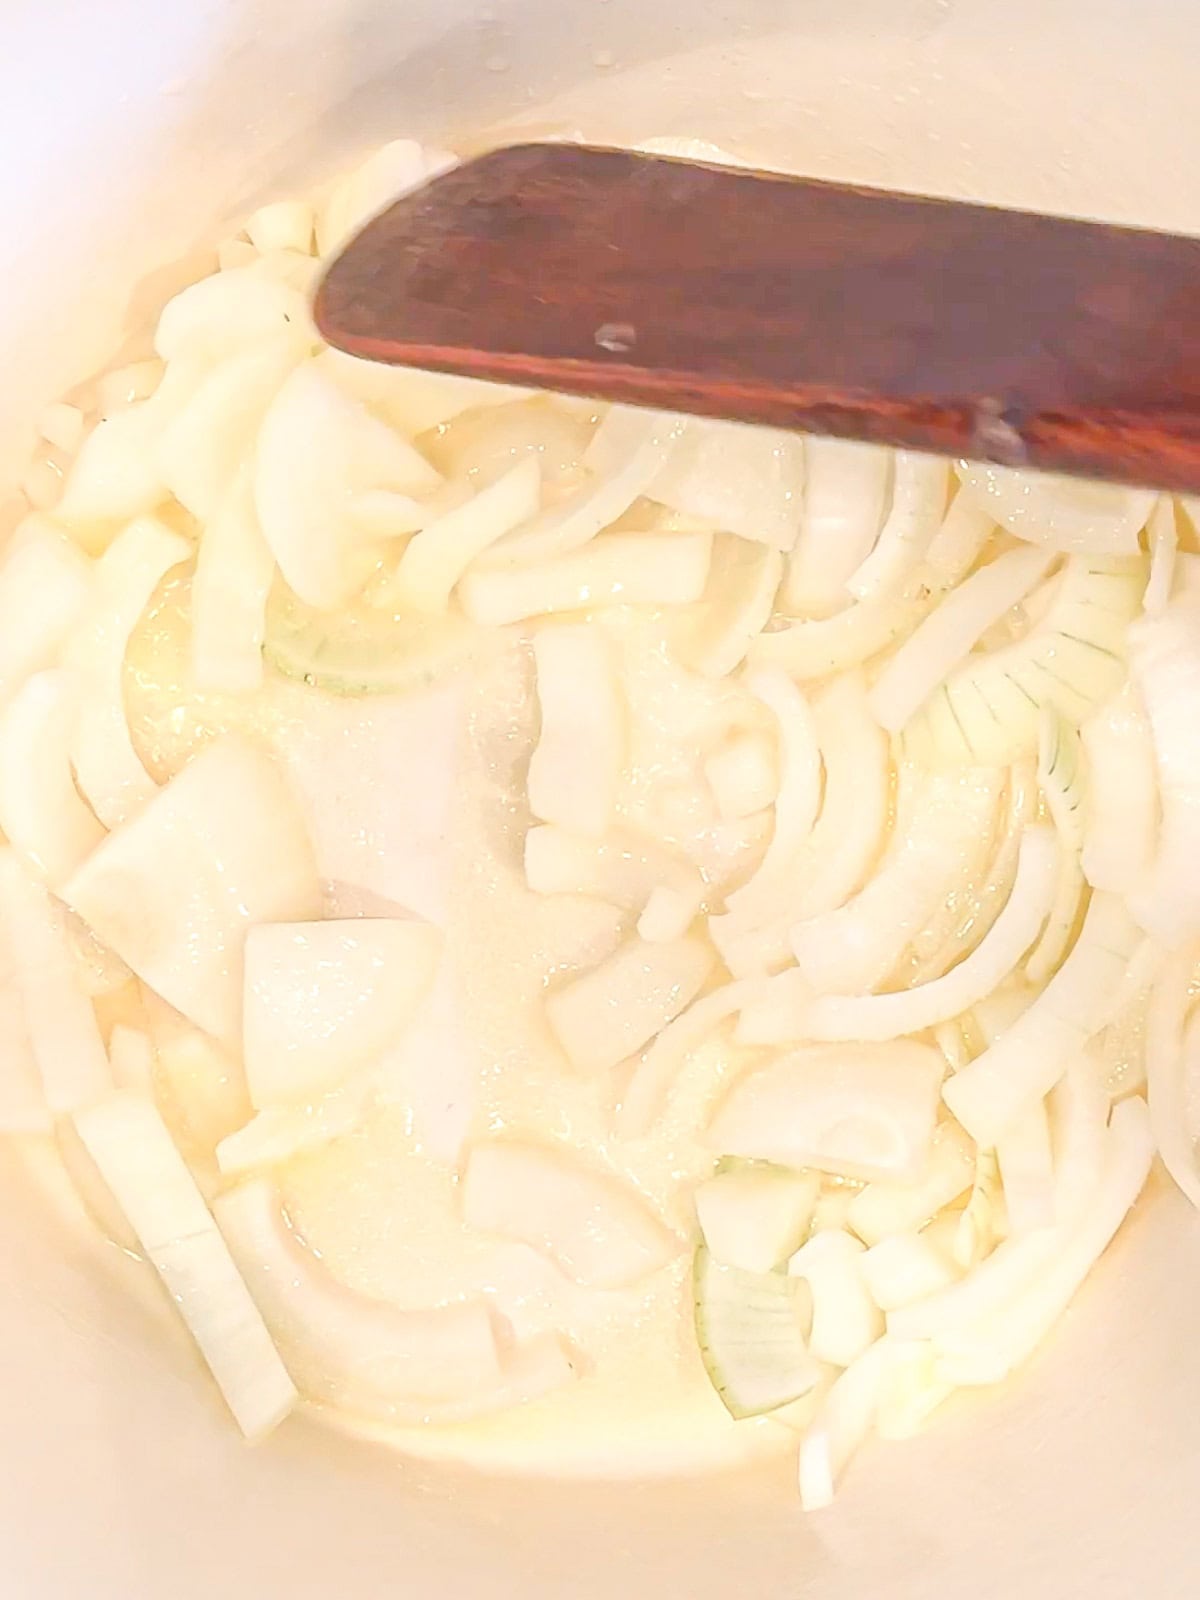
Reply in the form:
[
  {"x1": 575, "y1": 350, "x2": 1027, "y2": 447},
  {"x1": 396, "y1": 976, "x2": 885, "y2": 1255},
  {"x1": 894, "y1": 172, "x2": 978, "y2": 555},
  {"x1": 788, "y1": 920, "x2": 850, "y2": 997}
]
[{"x1": 314, "y1": 142, "x2": 1200, "y2": 493}]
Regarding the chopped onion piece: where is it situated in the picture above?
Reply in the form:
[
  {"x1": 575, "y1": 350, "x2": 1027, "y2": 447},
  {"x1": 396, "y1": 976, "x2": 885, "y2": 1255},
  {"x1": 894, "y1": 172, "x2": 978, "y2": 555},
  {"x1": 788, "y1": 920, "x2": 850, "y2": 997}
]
[
  {"x1": 847, "y1": 453, "x2": 949, "y2": 601},
  {"x1": 791, "y1": 765, "x2": 1003, "y2": 996},
  {"x1": 695, "y1": 1162, "x2": 818, "y2": 1273},
  {"x1": 460, "y1": 529, "x2": 712, "y2": 626},
  {"x1": 76, "y1": 1095, "x2": 296, "y2": 1438},
  {"x1": 637, "y1": 883, "x2": 703, "y2": 943},
  {"x1": 191, "y1": 466, "x2": 276, "y2": 693},
  {"x1": 995, "y1": 1096, "x2": 1056, "y2": 1233},
  {"x1": 846, "y1": 1122, "x2": 976, "y2": 1246},
  {"x1": 63, "y1": 737, "x2": 322, "y2": 1045},
  {"x1": 1080, "y1": 683, "x2": 1158, "y2": 893},
  {"x1": 245, "y1": 199, "x2": 314, "y2": 255},
  {"x1": 528, "y1": 624, "x2": 624, "y2": 838},
  {"x1": 216, "y1": 1176, "x2": 503, "y2": 1409},
  {"x1": 55, "y1": 402, "x2": 169, "y2": 531},
  {"x1": 943, "y1": 892, "x2": 1142, "y2": 1145},
  {"x1": 869, "y1": 545, "x2": 1054, "y2": 733},
  {"x1": 243, "y1": 919, "x2": 441, "y2": 1109},
  {"x1": 255, "y1": 358, "x2": 442, "y2": 610},
  {"x1": 650, "y1": 418, "x2": 804, "y2": 551},
  {"x1": 708, "y1": 1041, "x2": 945, "y2": 1183},
  {"x1": 1126, "y1": 597, "x2": 1200, "y2": 944},
  {"x1": 67, "y1": 514, "x2": 190, "y2": 827},
  {"x1": 693, "y1": 1245, "x2": 821, "y2": 1420},
  {"x1": 862, "y1": 1233, "x2": 958, "y2": 1312},
  {"x1": 788, "y1": 1229, "x2": 882, "y2": 1367},
  {"x1": 217, "y1": 1074, "x2": 375, "y2": 1176},
  {"x1": 0, "y1": 851, "x2": 110, "y2": 1111},
  {"x1": 784, "y1": 438, "x2": 890, "y2": 616},
  {"x1": 155, "y1": 265, "x2": 311, "y2": 361},
  {"x1": 955, "y1": 461, "x2": 1155, "y2": 555},
  {"x1": 316, "y1": 139, "x2": 457, "y2": 257},
  {"x1": 798, "y1": 1337, "x2": 887, "y2": 1510},
  {"x1": 545, "y1": 934, "x2": 715, "y2": 1075},
  {"x1": 0, "y1": 521, "x2": 92, "y2": 703},
  {"x1": 1144, "y1": 947, "x2": 1200, "y2": 1208},
  {"x1": 462, "y1": 1140, "x2": 678, "y2": 1288},
  {"x1": 382, "y1": 457, "x2": 541, "y2": 613},
  {"x1": 0, "y1": 670, "x2": 104, "y2": 885},
  {"x1": 799, "y1": 827, "x2": 1057, "y2": 1042}
]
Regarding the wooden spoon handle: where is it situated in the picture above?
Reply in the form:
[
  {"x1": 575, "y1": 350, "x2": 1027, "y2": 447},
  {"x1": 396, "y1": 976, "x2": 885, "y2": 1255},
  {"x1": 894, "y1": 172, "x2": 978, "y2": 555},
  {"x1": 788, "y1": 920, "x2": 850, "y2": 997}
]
[{"x1": 315, "y1": 142, "x2": 1200, "y2": 493}]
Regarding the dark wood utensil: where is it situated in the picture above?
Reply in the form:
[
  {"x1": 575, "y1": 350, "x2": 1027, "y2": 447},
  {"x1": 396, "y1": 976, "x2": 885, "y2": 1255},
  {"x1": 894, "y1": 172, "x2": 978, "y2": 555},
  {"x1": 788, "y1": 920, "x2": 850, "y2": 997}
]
[{"x1": 315, "y1": 142, "x2": 1200, "y2": 493}]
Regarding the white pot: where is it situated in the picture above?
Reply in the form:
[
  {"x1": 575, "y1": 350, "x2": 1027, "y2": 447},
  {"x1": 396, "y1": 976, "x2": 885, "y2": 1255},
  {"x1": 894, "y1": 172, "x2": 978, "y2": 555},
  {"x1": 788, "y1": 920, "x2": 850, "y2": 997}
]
[{"x1": 1, "y1": 1, "x2": 1197, "y2": 1594}]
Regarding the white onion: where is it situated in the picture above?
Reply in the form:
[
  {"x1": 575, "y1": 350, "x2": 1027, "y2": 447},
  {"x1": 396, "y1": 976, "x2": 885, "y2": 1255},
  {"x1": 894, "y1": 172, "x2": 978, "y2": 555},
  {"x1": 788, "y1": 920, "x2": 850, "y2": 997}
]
[
  {"x1": 784, "y1": 437, "x2": 890, "y2": 617},
  {"x1": 848, "y1": 453, "x2": 950, "y2": 601},
  {"x1": 190, "y1": 466, "x2": 276, "y2": 694},
  {"x1": 678, "y1": 536, "x2": 784, "y2": 678},
  {"x1": 797, "y1": 1337, "x2": 888, "y2": 1510},
  {"x1": 0, "y1": 670, "x2": 104, "y2": 886},
  {"x1": 651, "y1": 417, "x2": 805, "y2": 552},
  {"x1": 955, "y1": 460, "x2": 1155, "y2": 555},
  {"x1": 0, "y1": 520, "x2": 92, "y2": 704},
  {"x1": 1080, "y1": 683, "x2": 1158, "y2": 893},
  {"x1": 788, "y1": 1229, "x2": 882, "y2": 1368},
  {"x1": 846, "y1": 1122, "x2": 976, "y2": 1247}
]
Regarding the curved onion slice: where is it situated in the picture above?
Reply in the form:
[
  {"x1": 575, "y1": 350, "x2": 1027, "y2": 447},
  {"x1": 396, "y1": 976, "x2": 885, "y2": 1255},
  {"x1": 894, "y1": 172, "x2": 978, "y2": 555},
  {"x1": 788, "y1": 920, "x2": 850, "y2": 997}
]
[
  {"x1": 255, "y1": 358, "x2": 442, "y2": 609},
  {"x1": 155, "y1": 265, "x2": 312, "y2": 362},
  {"x1": 0, "y1": 851, "x2": 110, "y2": 1113},
  {"x1": 862, "y1": 1234, "x2": 958, "y2": 1313},
  {"x1": 545, "y1": 934, "x2": 715, "y2": 1076},
  {"x1": 1080, "y1": 683, "x2": 1158, "y2": 894},
  {"x1": 845, "y1": 1122, "x2": 976, "y2": 1246},
  {"x1": 0, "y1": 670, "x2": 104, "y2": 885},
  {"x1": 868, "y1": 545, "x2": 1054, "y2": 733},
  {"x1": 787, "y1": 1229, "x2": 882, "y2": 1368},
  {"x1": 191, "y1": 466, "x2": 276, "y2": 693},
  {"x1": 783, "y1": 437, "x2": 890, "y2": 617},
  {"x1": 461, "y1": 1140, "x2": 679, "y2": 1288},
  {"x1": 798, "y1": 1336, "x2": 888, "y2": 1510},
  {"x1": 708, "y1": 1041, "x2": 945, "y2": 1183},
  {"x1": 1126, "y1": 597, "x2": 1200, "y2": 945},
  {"x1": 1038, "y1": 706, "x2": 1086, "y2": 853},
  {"x1": 63, "y1": 737, "x2": 322, "y2": 1045},
  {"x1": 243, "y1": 918, "x2": 441, "y2": 1109},
  {"x1": 76, "y1": 1096, "x2": 296, "y2": 1438},
  {"x1": 215, "y1": 1177, "x2": 504, "y2": 1408},
  {"x1": 460, "y1": 529, "x2": 712, "y2": 626},
  {"x1": 942, "y1": 892, "x2": 1143, "y2": 1145},
  {"x1": 381, "y1": 457, "x2": 541, "y2": 614},
  {"x1": 723, "y1": 670, "x2": 821, "y2": 923},
  {"x1": 1144, "y1": 946, "x2": 1200, "y2": 1208},
  {"x1": 955, "y1": 461, "x2": 1155, "y2": 555},
  {"x1": 847, "y1": 453, "x2": 949, "y2": 601},
  {"x1": 0, "y1": 521, "x2": 92, "y2": 702},
  {"x1": 1024, "y1": 845, "x2": 1087, "y2": 988},
  {"x1": 678, "y1": 536, "x2": 784, "y2": 678},
  {"x1": 528, "y1": 623, "x2": 624, "y2": 838},
  {"x1": 650, "y1": 418, "x2": 804, "y2": 551},
  {"x1": 790, "y1": 765, "x2": 1003, "y2": 996},
  {"x1": 67, "y1": 514, "x2": 191, "y2": 828},
  {"x1": 903, "y1": 554, "x2": 1146, "y2": 767},
  {"x1": 800, "y1": 828, "x2": 1057, "y2": 1042}
]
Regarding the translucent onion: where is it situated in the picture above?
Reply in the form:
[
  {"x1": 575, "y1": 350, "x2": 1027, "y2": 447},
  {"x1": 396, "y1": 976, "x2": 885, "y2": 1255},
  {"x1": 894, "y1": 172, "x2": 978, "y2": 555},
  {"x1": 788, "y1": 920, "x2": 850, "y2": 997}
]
[
  {"x1": 797, "y1": 1337, "x2": 888, "y2": 1510},
  {"x1": 847, "y1": 453, "x2": 950, "y2": 602},
  {"x1": 783, "y1": 437, "x2": 890, "y2": 617},
  {"x1": 954, "y1": 460, "x2": 1155, "y2": 556},
  {"x1": 1079, "y1": 684, "x2": 1158, "y2": 894},
  {"x1": 1145, "y1": 494, "x2": 1178, "y2": 613}
]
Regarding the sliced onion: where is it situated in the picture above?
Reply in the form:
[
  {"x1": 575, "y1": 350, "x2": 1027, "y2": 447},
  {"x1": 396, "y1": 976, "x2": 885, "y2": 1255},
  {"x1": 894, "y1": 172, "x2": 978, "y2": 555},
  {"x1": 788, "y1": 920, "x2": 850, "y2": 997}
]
[
  {"x1": 1024, "y1": 845, "x2": 1087, "y2": 988},
  {"x1": 245, "y1": 198, "x2": 314, "y2": 255},
  {"x1": 723, "y1": 670, "x2": 821, "y2": 923},
  {"x1": 649, "y1": 417, "x2": 805, "y2": 552},
  {"x1": 215, "y1": 1176, "x2": 503, "y2": 1408},
  {"x1": 217, "y1": 1074, "x2": 376, "y2": 1176},
  {"x1": 190, "y1": 466, "x2": 276, "y2": 693},
  {"x1": 942, "y1": 892, "x2": 1143, "y2": 1145},
  {"x1": 1037, "y1": 706, "x2": 1087, "y2": 854},
  {"x1": 155, "y1": 265, "x2": 312, "y2": 362},
  {"x1": 845, "y1": 1122, "x2": 976, "y2": 1246},
  {"x1": 316, "y1": 139, "x2": 457, "y2": 257},
  {"x1": 797, "y1": 1336, "x2": 888, "y2": 1510},
  {"x1": 787, "y1": 1229, "x2": 882, "y2": 1368},
  {"x1": 799, "y1": 828, "x2": 1057, "y2": 1042},
  {"x1": 524, "y1": 823, "x2": 702, "y2": 910},
  {"x1": 381, "y1": 457, "x2": 541, "y2": 613},
  {"x1": 790, "y1": 765, "x2": 1003, "y2": 996},
  {"x1": 0, "y1": 520, "x2": 93, "y2": 702},
  {"x1": 862, "y1": 1233, "x2": 958, "y2": 1313},
  {"x1": 460, "y1": 529, "x2": 713, "y2": 626},
  {"x1": 994, "y1": 1095, "x2": 1056, "y2": 1234},
  {"x1": 1144, "y1": 946, "x2": 1200, "y2": 1207},
  {"x1": 1145, "y1": 494, "x2": 1178, "y2": 613},
  {"x1": 1079, "y1": 683, "x2": 1158, "y2": 894},
  {"x1": 0, "y1": 850, "x2": 110, "y2": 1112},
  {"x1": 707, "y1": 1041, "x2": 945, "y2": 1183},
  {"x1": 868, "y1": 545, "x2": 1054, "y2": 734},
  {"x1": 902, "y1": 554, "x2": 1145, "y2": 767},
  {"x1": 67, "y1": 514, "x2": 191, "y2": 828},
  {"x1": 545, "y1": 934, "x2": 715, "y2": 1075},
  {"x1": 847, "y1": 453, "x2": 950, "y2": 601},
  {"x1": 528, "y1": 623, "x2": 624, "y2": 838},
  {"x1": 783, "y1": 437, "x2": 890, "y2": 617},
  {"x1": 63, "y1": 737, "x2": 322, "y2": 1045},
  {"x1": 955, "y1": 460, "x2": 1155, "y2": 555},
  {"x1": 76, "y1": 1095, "x2": 296, "y2": 1438},
  {"x1": 1126, "y1": 597, "x2": 1200, "y2": 945},
  {"x1": 703, "y1": 731, "x2": 778, "y2": 822},
  {"x1": 676, "y1": 536, "x2": 783, "y2": 678},
  {"x1": 485, "y1": 406, "x2": 684, "y2": 567},
  {"x1": 461, "y1": 1139, "x2": 679, "y2": 1288},
  {"x1": 0, "y1": 670, "x2": 104, "y2": 886},
  {"x1": 315, "y1": 346, "x2": 528, "y2": 437},
  {"x1": 243, "y1": 918, "x2": 441, "y2": 1110}
]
